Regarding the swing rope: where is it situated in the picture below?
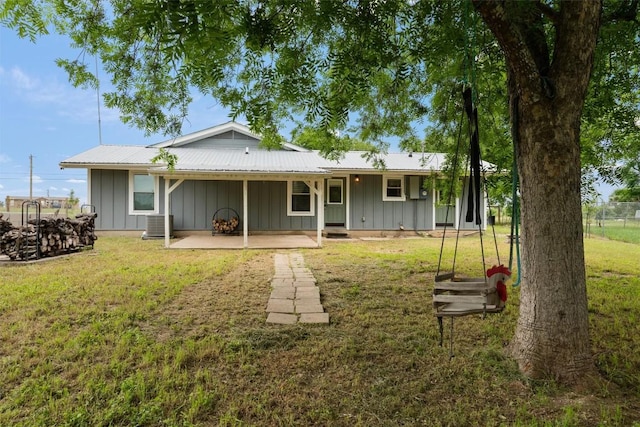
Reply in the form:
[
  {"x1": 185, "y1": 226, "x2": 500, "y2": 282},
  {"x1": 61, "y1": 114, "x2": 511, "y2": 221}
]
[
  {"x1": 508, "y1": 98, "x2": 522, "y2": 287},
  {"x1": 436, "y1": 107, "x2": 466, "y2": 277},
  {"x1": 436, "y1": 1, "x2": 501, "y2": 280}
]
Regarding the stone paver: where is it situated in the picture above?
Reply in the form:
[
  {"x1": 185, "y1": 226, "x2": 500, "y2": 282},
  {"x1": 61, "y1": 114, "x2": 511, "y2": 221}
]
[
  {"x1": 266, "y1": 299, "x2": 295, "y2": 313},
  {"x1": 265, "y1": 252, "x2": 328, "y2": 325},
  {"x1": 266, "y1": 313, "x2": 298, "y2": 324},
  {"x1": 270, "y1": 288, "x2": 295, "y2": 299},
  {"x1": 299, "y1": 313, "x2": 330, "y2": 324},
  {"x1": 295, "y1": 303, "x2": 325, "y2": 314}
]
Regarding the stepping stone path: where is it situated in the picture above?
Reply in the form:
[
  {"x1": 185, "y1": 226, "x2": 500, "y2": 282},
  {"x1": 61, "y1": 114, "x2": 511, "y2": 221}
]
[{"x1": 266, "y1": 253, "x2": 329, "y2": 325}]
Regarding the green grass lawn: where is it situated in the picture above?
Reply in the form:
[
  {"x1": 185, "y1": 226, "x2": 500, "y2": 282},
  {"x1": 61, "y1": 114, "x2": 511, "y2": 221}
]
[
  {"x1": 584, "y1": 220, "x2": 640, "y2": 244},
  {"x1": 1, "y1": 235, "x2": 639, "y2": 426}
]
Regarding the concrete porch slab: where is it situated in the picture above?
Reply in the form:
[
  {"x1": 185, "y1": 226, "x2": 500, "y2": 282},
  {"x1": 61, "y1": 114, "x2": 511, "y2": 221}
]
[{"x1": 169, "y1": 234, "x2": 319, "y2": 249}]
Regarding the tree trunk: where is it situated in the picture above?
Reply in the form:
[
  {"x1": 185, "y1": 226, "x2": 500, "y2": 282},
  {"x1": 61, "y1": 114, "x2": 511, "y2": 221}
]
[
  {"x1": 511, "y1": 95, "x2": 595, "y2": 383},
  {"x1": 474, "y1": 1, "x2": 602, "y2": 384}
]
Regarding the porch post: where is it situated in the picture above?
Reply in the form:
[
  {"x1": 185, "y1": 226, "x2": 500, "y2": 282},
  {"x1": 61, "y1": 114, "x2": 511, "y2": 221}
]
[
  {"x1": 243, "y1": 179, "x2": 248, "y2": 248},
  {"x1": 316, "y1": 179, "x2": 323, "y2": 248},
  {"x1": 455, "y1": 197, "x2": 460, "y2": 230},
  {"x1": 164, "y1": 178, "x2": 170, "y2": 248},
  {"x1": 432, "y1": 176, "x2": 437, "y2": 230},
  {"x1": 164, "y1": 178, "x2": 184, "y2": 248}
]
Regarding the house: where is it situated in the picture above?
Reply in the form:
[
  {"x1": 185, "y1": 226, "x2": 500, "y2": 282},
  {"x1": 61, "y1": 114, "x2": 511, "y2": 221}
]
[
  {"x1": 60, "y1": 121, "x2": 490, "y2": 248},
  {"x1": 4, "y1": 196, "x2": 78, "y2": 211}
]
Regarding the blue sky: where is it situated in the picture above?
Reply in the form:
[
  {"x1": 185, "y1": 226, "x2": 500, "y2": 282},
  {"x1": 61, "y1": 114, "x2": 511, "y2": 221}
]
[
  {"x1": 0, "y1": 26, "x2": 616, "y2": 207},
  {"x1": 0, "y1": 26, "x2": 233, "y2": 206}
]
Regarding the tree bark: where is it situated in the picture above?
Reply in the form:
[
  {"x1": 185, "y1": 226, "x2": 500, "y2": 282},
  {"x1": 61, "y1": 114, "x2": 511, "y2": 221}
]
[{"x1": 473, "y1": 0, "x2": 602, "y2": 384}]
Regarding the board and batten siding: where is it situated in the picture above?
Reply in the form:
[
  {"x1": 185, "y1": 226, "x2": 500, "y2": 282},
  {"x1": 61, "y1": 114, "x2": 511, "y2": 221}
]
[
  {"x1": 90, "y1": 169, "x2": 166, "y2": 231},
  {"x1": 170, "y1": 180, "x2": 317, "y2": 231},
  {"x1": 457, "y1": 178, "x2": 487, "y2": 229},
  {"x1": 181, "y1": 130, "x2": 261, "y2": 150},
  {"x1": 89, "y1": 170, "x2": 480, "y2": 232},
  {"x1": 170, "y1": 180, "x2": 243, "y2": 230},
  {"x1": 349, "y1": 174, "x2": 434, "y2": 231}
]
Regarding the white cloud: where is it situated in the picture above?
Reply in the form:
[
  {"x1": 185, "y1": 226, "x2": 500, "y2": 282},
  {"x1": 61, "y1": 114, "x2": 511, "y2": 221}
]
[
  {"x1": 66, "y1": 178, "x2": 86, "y2": 184},
  {"x1": 49, "y1": 186, "x2": 58, "y2": 191},
  {"x1": 0, "y1": 183, "x2": 4, "y2": 189},
  {"x1": 0, "y1": 153, "x2": 10, "y2": 163},
  {"x1": 4, "y1": 66, "x2": 119, "y2": 125},
  {"x1": 10, "y1": 67, "x2": 38, "y2": 91}
]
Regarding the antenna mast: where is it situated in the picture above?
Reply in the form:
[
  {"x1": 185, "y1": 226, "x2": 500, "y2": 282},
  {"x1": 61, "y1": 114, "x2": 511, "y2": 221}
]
[{"x1": 95, "y1": 55, "x2": 103, "y2": 145}]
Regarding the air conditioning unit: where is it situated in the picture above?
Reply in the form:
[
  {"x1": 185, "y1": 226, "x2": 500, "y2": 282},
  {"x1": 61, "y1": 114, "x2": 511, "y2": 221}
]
[{"x1": 145, "y1": 214, "x2": 173, "y2": 238}]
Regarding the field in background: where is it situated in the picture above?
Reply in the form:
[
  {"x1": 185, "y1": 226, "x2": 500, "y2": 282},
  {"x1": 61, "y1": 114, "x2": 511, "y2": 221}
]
[{"x1": 1, "y1": 235, "x2": 639, "y2": 426}]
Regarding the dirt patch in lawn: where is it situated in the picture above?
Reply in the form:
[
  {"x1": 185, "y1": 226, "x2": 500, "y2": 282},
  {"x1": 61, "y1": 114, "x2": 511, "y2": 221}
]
[{"x1": 141, "y1": 251, "x2": 275, "y2": 342}]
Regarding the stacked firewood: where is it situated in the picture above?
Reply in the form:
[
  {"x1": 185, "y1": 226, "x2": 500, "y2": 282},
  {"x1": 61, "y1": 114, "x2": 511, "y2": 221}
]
[
  {"x1": 0, "y1": 214, "x2": 13, "y2": 235},
  {"x1": 0, "y1": 213, "x2": 97, "y2": 260},
  {"x1": 212, "y1": 216, "x2": 239, "y2": 234}
]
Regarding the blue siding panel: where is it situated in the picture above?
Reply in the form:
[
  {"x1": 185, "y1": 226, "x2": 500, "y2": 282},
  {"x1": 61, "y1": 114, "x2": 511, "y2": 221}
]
[{"x1": 89, "y1": 171, "x2": 449, "y2": 232}]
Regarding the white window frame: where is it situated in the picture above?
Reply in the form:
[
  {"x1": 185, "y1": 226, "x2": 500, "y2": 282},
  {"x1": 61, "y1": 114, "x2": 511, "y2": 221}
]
[
  {"x1": 326, "y1": 179, "x2": 344, "y2": 205},
  {"x1": 382, "y1": 175, "x2": 406, "y2": 201},
  {"x1": 129, "y1": 171, "x2": 159, "y2": 215},
  {"x1": 287, "y1": 180, "x2": 315, "y2": 216}
]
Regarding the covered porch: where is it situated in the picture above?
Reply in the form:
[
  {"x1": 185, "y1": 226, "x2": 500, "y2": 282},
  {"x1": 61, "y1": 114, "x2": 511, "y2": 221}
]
[
  {"x1": 168, "y1": 233, "x2": 319, "y2": 249},
  {"x1": 152, "y1": 168, "x2": 330, "y2": 249}
]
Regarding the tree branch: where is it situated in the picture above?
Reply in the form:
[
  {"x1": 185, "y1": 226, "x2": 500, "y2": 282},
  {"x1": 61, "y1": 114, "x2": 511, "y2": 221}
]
[
  {"x1": 535, "y1": 1, "x2": 560, "y2": 26},
  {"x1": 550, "y1": 1, "x2": 602, "y2": 115},
  {"x1": 472, "y1": 0, "x2": 541, "y2": 97},
  {"x1": 603, "y1": 0, "x2": 639, "y2": 23}
]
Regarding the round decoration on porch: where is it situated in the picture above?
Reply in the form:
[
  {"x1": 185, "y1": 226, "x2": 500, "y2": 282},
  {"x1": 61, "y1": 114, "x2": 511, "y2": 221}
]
[{"x1": 212, "y1": 208, "x2": 240, "y2": 235}]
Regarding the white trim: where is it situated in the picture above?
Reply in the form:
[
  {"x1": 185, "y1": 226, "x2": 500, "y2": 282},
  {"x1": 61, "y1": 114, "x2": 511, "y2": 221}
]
[
  {"x1": 432, "y1": 178, "x2": 437, "y2": 230},
  {"x1": 243, "y1": 179, "x2": 249, "y2": 248},
  {"x1": 345, "y1": 176, "x2": 351, "y2": 230},
  {"x1": 382, "y1": 175, "x2": 406, "y2": 202},
  {"x1": 164, "y1": 178, "x2": 170, "y2": 248},
  {"x1": 316, "y1": 180, "x2": 323, "y2": 247},
  {"x1": 86, "y1": 168, "x2": 92, "y2": 208},
  {"x1": 326, "y1": 178, "x2": 344, "y2": 205},
  {"x1": 128, "y1": 170, "x2": 159, "y2": 215},
  {"x1": 287, "y1": 180, "x2": 315, "y2": 216}
]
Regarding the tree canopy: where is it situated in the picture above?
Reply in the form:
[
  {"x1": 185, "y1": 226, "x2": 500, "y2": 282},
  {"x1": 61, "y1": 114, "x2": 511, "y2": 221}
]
[
  {"x1": 610, "y1": 159, "x2": 640, "y2": 201},
  {"x1": 2, "y1": 1, "x2": 636, "y2": 192}
]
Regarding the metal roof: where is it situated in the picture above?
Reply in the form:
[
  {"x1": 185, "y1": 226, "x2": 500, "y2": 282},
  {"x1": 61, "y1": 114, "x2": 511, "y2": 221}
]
[
  {"x1": 60, "y1": 145, "x2": 331, "y2": 174},
  {"x1": 326, "y1": 151, "x2": 448, "y2": 171},
  {"x1": 60, "y1": 144, "x2": 495, "y2": 175}
]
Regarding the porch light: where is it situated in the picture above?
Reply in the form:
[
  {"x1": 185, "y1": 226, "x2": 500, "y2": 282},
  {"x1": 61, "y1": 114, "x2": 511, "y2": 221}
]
[{"x1": 354, "y1": 175, "x2": 360, "y2": 182}]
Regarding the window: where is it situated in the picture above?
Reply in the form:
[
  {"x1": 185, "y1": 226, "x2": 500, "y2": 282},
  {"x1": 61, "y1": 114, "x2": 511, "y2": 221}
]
[
  {"x1": 327, "y1": 179, "x2": 343, "y2": 204},
  {"x1": 383, "y1": 175, "x2": 406, "y2": 201},
  {"x1": 129, "y1": 172, "x2": 158, "y2": 214},
  {"x1": 287, "y1": 180, "x2": 315, "y2": 216}
]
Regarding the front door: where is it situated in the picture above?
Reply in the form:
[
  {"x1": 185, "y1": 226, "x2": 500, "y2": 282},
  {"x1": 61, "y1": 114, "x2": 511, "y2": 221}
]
[
  {"x1": 435, "y1": 205, "x2": 455, "y2": 227},
  {"x1": 325, "y1": 178, "x2": 346, "y2": 226}
]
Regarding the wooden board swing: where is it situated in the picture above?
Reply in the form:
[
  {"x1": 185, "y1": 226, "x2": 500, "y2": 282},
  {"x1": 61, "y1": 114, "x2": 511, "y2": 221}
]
[{"x1": 432, "y1": 87, "x2": 510, "y2": 358}]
